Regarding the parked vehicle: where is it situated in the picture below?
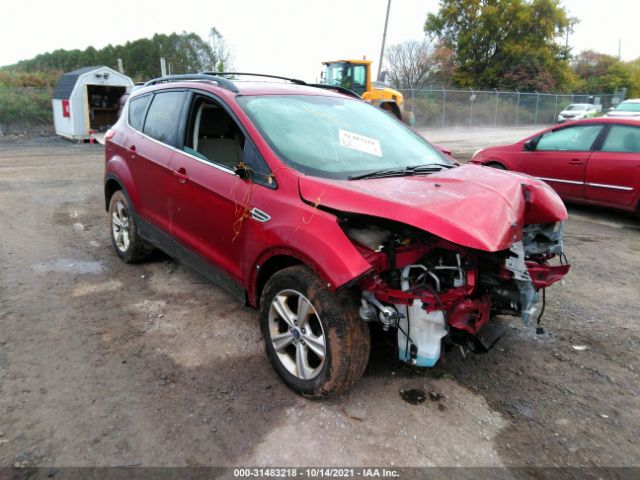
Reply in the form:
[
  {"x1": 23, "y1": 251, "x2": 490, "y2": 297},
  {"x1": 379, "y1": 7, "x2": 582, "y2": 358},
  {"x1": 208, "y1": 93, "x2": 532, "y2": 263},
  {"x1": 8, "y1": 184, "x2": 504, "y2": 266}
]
[
  {"x1": 470, "y1": 118, "x2": 640, "y2": 215},
  {"x1": 104, "y1": 73, "x2": 570, "y2": 397},
  {"x1": 557, "y1": 103, "x2": 597, "y2": 123},
  {"x1": 322, "y1": 59, "x2": 414, "y2": 124},
  {"x1": 605, "y1": 98, "x2": 640, "y2": 118}
]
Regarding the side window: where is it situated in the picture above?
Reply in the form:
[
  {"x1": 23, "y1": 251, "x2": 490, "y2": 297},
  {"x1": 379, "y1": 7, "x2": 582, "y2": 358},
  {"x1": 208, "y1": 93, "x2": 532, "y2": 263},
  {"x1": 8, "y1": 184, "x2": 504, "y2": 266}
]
[
  {"x1": 128, "y1": 95, "x2": 151, "y2": 131},
  {"x1": 351, "y1": 65, "x2": 367, "y2": 95},
  {"x1": 183, "y1": 96, "x2": 245, "y2": 170},
  {"x1": 536, "y1": 125, "x2": 602, "y2": 151},
  {"x1": 143, "y1": 91, "x2": 185, "y2": 147},
  {"x1": 601, "y1": 125, "x2": 640, "y2": 153}
]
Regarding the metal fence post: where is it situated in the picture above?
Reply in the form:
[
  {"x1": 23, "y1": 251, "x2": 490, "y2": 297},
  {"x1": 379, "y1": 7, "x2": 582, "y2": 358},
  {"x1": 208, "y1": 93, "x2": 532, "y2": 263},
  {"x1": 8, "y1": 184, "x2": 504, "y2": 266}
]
[
  {"x1": 442, "y1": 88, "x2": 446, "y2": 128},
  {"x1": 469, "y1": 88, "x2": 474, "y2": 127},
  {"x1": 515, "y1": 91, "x2": 520, "y2": 125},
  {"x1": 535, "y1": 92, "x2": 540, "y2": 124},
  {"x1": 494, "y1": 89, "x2": 499, "y2": 126}
]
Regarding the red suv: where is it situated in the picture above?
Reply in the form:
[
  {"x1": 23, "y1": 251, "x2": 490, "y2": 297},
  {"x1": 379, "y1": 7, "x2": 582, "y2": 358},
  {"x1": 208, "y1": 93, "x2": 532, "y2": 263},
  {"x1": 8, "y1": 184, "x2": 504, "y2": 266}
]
[{"x1": 104, "y1": 73, "x2": 570, "y2": 397}]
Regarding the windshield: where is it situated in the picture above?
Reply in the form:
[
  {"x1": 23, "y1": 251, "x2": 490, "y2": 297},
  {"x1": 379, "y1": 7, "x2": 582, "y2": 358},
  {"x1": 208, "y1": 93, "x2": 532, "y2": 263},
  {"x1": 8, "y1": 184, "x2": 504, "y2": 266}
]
[
  {"x1": 237, "y1": 95, "x2": 449, "y2": 180},
  {"x1": 324, "y1": 62, "x2": 367, "y2": 95},
  {"x1": 566, "y1": 104, "x2": 588, "y2": 111},
  {"x1": 615, "y1": 102, "x2": 640, "y2": 112}
]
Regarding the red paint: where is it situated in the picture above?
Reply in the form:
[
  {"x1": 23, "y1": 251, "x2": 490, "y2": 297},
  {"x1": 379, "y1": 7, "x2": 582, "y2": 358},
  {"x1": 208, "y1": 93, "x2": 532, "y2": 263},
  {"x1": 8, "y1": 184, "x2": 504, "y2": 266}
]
[
  {"x1": 62, "y1": 99, "x2": 70, "y2": 118},
  {"x1": 298, "y1": 165, "x2": 567, "y2": 253},
  {"x1": 105, "y1": 79, "x2": 570, "y2": 328},
  {"x1": 470, "y1": 117, "x2": 640, "y2": 213}
]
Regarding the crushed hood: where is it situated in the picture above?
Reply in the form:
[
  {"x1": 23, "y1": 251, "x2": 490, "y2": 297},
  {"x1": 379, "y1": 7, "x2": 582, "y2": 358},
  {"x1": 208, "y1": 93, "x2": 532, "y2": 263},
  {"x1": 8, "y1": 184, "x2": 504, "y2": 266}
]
[{"x1": 299, "y1": 165, "x2": 568, "y2": 252}]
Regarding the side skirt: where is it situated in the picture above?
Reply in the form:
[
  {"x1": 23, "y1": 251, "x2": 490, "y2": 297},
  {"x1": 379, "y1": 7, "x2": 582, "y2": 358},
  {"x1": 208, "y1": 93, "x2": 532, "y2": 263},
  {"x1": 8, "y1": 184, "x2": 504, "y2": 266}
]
[{"x1": 137, "y1": 216, "x2": 246, "y2": 303}]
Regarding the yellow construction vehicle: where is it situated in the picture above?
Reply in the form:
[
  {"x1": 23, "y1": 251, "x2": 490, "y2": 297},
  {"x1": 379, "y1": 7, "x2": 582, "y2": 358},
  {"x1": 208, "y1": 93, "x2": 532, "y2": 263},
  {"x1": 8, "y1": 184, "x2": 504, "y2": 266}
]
[{"x1": 322, "y1": 59, "x2": 414, "y2": 125}]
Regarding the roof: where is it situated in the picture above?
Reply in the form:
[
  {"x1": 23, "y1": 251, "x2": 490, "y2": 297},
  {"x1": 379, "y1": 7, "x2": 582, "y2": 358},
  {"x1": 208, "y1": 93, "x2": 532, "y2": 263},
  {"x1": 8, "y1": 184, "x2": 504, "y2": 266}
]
[
  {"x1": 52, "y1": 66, "x2": 129, "y2": 100},
  {"x1": 134, "y1": 78, "x2": 356, "y2": 100}
]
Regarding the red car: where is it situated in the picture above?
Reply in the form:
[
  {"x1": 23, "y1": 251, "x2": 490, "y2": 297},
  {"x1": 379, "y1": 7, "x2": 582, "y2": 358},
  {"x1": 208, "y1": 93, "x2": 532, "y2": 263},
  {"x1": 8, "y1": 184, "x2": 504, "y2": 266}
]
[
  {"x1": 104, "y1": 73, "x2": 569, "y2": 397},
  {"x1": 470, "y1": 118, "x2": 640, "y2": 215}
]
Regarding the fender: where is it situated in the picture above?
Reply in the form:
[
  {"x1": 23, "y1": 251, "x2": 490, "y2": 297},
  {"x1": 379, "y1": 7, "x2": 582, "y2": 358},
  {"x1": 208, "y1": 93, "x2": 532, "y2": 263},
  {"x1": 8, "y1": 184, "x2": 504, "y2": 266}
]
[
  {"x1": 243, "y1": 206, "x2": 373, "y2": 307},
  {"x1": 104, "y1": 154, "x2": 141, "y2": 213}
]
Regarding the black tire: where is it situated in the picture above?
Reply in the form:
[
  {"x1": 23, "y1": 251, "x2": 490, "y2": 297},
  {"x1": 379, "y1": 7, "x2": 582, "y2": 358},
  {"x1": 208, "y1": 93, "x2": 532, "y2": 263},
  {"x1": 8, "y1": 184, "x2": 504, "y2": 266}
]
[
  {"x1": 487, "y1": 162, "x2": 507, "y2": 170},
  {"x1": 108, "y1": 190, "x2": 152, "y2": 263},
  {"x1": 260, "y1": 265, "x2": 371, "y2": 398}
]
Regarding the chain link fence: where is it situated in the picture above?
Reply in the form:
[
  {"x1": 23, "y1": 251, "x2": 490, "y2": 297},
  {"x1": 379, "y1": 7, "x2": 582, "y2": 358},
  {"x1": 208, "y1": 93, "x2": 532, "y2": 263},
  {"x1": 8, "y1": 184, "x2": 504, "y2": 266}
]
[
  {"x1": 399, "y1": 88, "x2": 626, "y2": 128},
  {"x1": 0, "y1": 87, "x2": 54, "y2": 135}
]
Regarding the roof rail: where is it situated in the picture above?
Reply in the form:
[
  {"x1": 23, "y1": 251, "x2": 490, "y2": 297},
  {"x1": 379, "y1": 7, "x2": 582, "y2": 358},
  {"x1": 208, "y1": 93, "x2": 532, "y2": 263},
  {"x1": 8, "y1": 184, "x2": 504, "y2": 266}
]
[
  {"x1": 205, "y1": 72, "x2": 307, "y2": 86},
  {"x1": 306, "y1": 83, "x2": 361, "y2": 99},
  {"x1": 143, "y1": 74, "x2": 239, "y2": 93},
  {"x1": 143, "y1": 72, "x2": 361, "y2": 99}
]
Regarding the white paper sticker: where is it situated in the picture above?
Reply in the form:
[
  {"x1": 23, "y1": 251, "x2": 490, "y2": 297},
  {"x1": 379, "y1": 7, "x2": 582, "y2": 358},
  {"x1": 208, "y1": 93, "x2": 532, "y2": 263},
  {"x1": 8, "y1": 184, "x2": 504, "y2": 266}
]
[{"x1": 339, "y1": 129, "x2": 382, "y2": 157}]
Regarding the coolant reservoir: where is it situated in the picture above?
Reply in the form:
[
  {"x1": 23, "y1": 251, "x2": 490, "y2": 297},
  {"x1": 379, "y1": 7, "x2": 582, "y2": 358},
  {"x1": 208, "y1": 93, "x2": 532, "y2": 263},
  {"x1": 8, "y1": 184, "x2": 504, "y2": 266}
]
[{"x1": 396, "y1": 300, "x2": 447, "y2": 367}]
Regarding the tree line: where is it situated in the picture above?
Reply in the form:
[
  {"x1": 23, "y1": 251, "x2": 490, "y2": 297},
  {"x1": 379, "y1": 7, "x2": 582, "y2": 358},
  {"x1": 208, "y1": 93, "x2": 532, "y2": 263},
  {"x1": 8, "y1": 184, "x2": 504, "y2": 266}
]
[
  {"x1": 1, "y1": 29, "x2": 232, "y2": 83},
  {"x1": 386, "y1": 0, "x2": 640, "y2": 96}
]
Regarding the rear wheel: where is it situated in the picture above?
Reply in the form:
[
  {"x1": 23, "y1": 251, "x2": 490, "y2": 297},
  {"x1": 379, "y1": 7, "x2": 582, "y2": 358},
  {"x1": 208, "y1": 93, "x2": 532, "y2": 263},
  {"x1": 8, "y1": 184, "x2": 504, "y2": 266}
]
[
  {"x1": 108, "y1": 190, "x2": 152, "y2": 263},
  {"x1": 260, "y1": 266, "x2": 370, "y2": 398}
]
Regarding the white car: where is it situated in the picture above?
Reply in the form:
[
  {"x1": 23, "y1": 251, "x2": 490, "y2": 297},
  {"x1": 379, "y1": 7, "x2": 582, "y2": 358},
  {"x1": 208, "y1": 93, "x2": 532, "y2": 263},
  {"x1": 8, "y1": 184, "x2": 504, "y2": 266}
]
[
  {"x1": 605, "y1": 98, "x2": 640, "y2": 119},
  {"x1": 557, "y1": 103, "x2": 597, "y2": 123}
]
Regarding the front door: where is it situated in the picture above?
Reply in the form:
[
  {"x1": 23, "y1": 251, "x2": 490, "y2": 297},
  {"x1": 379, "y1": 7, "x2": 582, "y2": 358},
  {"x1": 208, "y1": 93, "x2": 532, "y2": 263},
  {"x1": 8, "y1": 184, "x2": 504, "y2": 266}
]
[
  {"x1": 169, "y1": 94, "x2": 251, "y2": 286},
  {"x1": 521, "y1": 124, "x2": 603, "y2": 201}
]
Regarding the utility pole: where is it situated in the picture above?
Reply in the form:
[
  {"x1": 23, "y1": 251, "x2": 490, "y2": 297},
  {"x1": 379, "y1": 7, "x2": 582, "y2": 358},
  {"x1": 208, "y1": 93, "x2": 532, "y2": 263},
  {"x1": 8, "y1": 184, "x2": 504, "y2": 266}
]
[
  {"x1": 618, "y1": 38, "x2": 622, "y2": 60},
  {"x1": 377, "y1": 0, "x2": 391, "y2": 79}
]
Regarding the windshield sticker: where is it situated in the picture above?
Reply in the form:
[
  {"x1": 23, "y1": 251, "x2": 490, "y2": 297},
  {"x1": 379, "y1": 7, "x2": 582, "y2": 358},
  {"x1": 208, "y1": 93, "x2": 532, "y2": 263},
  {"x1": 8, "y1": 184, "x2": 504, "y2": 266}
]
[{"x1": 339, "y1": 129, "x2": 382, "y2": 157}]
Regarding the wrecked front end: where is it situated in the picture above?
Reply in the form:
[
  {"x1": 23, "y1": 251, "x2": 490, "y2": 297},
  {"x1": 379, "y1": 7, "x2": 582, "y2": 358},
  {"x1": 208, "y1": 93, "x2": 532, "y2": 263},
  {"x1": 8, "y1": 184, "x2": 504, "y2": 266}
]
[{"x1": 342, "y1": 216, "x2": 570, "y2": 367}]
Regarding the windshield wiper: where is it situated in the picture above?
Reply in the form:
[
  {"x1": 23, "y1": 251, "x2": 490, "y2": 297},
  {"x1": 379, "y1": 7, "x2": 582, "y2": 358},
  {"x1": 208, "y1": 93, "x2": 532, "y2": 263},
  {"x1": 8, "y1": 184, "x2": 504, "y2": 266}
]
[{"x1": 348, "y1": 163, "x2": 453, "y2": 181}]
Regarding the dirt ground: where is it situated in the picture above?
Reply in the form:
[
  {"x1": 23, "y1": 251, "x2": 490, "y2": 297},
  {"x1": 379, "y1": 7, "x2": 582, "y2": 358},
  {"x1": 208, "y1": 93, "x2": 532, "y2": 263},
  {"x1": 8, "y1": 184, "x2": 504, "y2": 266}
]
[{"x1": 0, "y1": 130, "x2": 639, "y2": 472}]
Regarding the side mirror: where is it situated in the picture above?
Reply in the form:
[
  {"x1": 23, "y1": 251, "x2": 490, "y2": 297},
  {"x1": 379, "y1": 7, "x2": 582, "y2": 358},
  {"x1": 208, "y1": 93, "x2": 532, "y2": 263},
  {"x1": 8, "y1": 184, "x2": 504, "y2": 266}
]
[
  {"x1": 523, "y1": 139, "x2": 536, "y2": 151},
  {"x1": 234, "y1": 162, "x2": 253, "y2": 180}
]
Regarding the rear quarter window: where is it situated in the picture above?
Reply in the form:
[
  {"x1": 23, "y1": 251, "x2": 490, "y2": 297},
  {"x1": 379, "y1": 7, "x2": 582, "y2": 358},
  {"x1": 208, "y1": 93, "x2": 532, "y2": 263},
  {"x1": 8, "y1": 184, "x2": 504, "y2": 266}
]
[
  {"x1": 128, "y1": 95, "x2": 151, "y2": 131},
  {"x1": 142, "y1": 91, "x2": 186, "y2": 147}
]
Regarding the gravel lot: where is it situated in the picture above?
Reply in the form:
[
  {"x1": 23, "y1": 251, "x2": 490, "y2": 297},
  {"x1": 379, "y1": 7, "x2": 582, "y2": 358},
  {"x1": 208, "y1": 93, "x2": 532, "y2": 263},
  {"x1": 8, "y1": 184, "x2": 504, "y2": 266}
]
[{"x1": 0, "y1": 130, "x2": 639, "y2": 472}]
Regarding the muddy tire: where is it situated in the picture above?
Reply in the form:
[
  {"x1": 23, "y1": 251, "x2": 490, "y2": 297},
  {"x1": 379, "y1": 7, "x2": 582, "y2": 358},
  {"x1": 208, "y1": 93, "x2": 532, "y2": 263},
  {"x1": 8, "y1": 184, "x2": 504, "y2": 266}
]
[
  {"x1": 108, "y1": 190, "x2": 152, "y2": 263},
  {"x1": 260, "y1": 265, "x2": 370, "y2": 398}
]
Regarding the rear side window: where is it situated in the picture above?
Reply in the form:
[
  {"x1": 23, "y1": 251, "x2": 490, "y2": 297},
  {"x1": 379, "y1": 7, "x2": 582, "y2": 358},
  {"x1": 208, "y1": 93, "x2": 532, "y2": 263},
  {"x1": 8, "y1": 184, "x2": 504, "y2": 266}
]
[
  {"x1": 143, "y1": 91, "x2": 185, "y2": 147},
  {"x1": 601, "y1": 125, "x2": 640, "y2": 153},
  {"x1": 128, "y1": 95, "x2": 151, "y2": 131}
]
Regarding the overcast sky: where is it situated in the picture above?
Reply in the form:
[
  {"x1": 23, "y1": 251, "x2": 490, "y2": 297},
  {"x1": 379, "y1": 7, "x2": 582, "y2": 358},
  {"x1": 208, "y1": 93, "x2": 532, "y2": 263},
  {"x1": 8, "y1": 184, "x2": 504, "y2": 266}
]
[{"x1": 1, "y1": 0, "x2": 638, "y2": 81}]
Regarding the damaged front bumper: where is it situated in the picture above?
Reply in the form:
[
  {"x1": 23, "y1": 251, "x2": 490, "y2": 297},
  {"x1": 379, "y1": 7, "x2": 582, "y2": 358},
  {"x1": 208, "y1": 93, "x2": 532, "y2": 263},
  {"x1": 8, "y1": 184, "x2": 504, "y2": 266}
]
[{"x1": 349, "y1": 220, "x2": 570, "y2": 368}]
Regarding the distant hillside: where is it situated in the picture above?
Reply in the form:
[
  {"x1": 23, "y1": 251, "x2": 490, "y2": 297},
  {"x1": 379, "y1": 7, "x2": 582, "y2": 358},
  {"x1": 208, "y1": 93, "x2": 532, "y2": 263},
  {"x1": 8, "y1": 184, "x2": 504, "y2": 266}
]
[{"x1": 3, "y1": 30, "x2": 230, "y2": 82}]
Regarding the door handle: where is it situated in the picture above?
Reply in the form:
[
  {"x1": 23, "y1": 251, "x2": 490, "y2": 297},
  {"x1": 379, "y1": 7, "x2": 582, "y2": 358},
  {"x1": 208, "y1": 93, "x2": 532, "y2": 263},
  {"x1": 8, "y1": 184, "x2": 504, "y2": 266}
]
[
  {"x1": 128, "y1": 145, "x2": 136, "y2": 157},
  {"x1": 568, "y1": 158, "x2": 584, "y2": 165},
  {"x1": 173, "y1": 167, "x2": 188, "y2": 184}
]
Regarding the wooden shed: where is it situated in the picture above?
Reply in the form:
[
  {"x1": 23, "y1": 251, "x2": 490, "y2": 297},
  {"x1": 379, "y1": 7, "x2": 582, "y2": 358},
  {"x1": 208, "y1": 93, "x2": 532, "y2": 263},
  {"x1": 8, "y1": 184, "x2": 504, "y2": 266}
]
[{"x1": 52, "y1": 66, "x2": 134, "y2": 141}]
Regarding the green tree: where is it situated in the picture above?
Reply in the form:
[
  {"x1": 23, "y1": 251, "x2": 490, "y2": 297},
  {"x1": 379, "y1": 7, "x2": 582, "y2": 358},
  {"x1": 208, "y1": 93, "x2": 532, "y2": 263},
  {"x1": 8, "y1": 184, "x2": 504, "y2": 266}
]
[
  {"x1": 571, "y1": 50, "x2": 632, "y2": 94},
  {"x1": 424, "y1": 0, "x2": 575, "y2": 91},
  {"x1": 3, "y1": 30, "x2": 231, "y2": 82}
]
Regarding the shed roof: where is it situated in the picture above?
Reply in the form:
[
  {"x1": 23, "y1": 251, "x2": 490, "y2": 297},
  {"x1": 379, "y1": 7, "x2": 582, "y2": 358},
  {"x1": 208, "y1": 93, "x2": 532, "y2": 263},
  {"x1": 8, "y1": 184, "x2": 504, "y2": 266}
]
[{"x1": 52, "y1": 66, "x2": 103, "y2": 99}]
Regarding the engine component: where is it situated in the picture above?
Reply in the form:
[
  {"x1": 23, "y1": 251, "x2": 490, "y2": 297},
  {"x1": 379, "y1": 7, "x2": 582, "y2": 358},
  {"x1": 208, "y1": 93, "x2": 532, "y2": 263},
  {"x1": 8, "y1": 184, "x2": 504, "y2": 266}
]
[
  {"x1": 360, "y1": 291, "x2": 403, "y2": 330},
  {"x1": 505, "y1": 241, "x2": 538, "y2": 324},
  {"x1": 396, "y1": 300, "x2": 447, "y2": 367},
  {"x1": 522, "y1": 222, "x2": 564, "y2": 257}
]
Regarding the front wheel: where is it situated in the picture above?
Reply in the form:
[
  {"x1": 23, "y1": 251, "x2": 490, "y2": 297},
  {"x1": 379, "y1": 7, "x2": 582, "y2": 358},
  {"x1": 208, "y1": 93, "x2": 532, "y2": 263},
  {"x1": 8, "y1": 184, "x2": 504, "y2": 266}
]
[{"x1": 260, "y1": 266, "x2": 370, "y2": 398}]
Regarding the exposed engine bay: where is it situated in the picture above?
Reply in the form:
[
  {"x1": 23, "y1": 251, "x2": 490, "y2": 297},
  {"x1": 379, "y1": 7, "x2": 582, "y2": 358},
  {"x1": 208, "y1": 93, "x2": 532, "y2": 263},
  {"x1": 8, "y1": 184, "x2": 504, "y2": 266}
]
[{"x1": 340, "y1": 214, "x2": 570, "y2": 367}]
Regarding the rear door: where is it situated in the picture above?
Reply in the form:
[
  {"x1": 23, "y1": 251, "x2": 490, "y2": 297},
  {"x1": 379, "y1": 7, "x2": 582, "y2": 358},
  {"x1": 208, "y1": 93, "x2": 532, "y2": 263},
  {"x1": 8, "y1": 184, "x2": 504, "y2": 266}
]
[
  {"x1": 521, "y1": 124, "x2": 603, "y2": 200},
  {"x1": 584, "y1": 123, "x2": 640, "y2": 209},
  {"x1": 129, "y1": 90, "x2": 186, "y2": 234}
]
